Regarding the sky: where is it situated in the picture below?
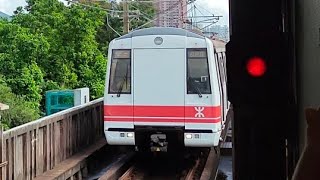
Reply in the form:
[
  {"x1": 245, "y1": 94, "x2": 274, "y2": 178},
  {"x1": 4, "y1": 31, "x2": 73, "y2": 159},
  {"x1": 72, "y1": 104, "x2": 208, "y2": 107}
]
[
  {"x1": 192, "y1": 0, "x2": 229, "y2": 26},
  {"x1": 0, "y1": 0, "x2": 229, "y2": 25}
]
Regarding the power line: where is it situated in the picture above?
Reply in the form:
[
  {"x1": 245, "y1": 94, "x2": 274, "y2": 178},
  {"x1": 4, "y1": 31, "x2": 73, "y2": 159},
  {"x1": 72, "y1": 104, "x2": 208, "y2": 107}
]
[
  {"x1": 194, "y1": 2, "x2": 216, "y2": 16},
  {"x1": 69, "y1": 0, "x2": 138, "y2": 14},
  {"x1": 132, "y1": 1, "x2": 183, "y2": 30},
  {"x1": 185, "y1": 1, "x2": 223, "y2": 32},
  {"x1": 194, "y1": 5, "x2": 206, "y2": 17},
  {"x1": 106, "y1": 13, "x2": 122, "y2": 36},
  {"x1": 130, "y1": 4, "x2": 153, "y2": 21},
  {"x1": 68, "y1": 1, "x2": 123, "y2": 36},
  {"x1": 71, "y1": 0, "x2": 205, "y2": 35}
]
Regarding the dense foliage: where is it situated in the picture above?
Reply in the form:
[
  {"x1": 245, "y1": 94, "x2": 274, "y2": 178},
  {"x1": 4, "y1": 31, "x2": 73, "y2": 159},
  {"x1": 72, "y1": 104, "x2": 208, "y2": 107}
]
[{"x1": 0, "y1": 75, "x2": 40, "y2": 130}]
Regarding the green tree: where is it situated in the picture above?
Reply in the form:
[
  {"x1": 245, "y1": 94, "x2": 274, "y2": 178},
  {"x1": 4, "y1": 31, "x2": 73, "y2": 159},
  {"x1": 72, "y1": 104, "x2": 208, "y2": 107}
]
[
  {"x1": 0, "y1": 20, "x2": 46, "y2": 109},
  {"x1": 9, "y1": 0, "x2": 107, "y2": 99},
  {"x1": 0, "y1": 75, "x2": 40, "y2": 130},
  {"x1": 0, "y1": 0, "x2": 108, "y2": 126}
]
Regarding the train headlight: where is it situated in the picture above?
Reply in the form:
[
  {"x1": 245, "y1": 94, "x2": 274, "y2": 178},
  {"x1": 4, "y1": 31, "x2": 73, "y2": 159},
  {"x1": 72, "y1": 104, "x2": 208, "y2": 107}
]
[
  {"x1": 186, "y1": 134, "x2": 192, "y2": 139},
  {"x1": 127, "y1": 133, "x2": 133, "y2": 137}
]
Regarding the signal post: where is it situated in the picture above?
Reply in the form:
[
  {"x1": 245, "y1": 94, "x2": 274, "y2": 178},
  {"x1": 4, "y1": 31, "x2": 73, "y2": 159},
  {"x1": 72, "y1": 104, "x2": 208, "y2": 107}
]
[{"x1": 227, "y1": 0, "x2": 298, "y2": 179}]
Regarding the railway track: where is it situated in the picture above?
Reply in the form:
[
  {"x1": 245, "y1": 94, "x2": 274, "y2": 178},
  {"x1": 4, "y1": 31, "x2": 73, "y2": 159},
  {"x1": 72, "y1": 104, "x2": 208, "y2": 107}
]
[
  {"x1": 39, "y1": 143, "x2": 222, "y2": 180},
  {"x1": 94, "y1": 147, "x2": 215, "y2": 180},
  {"x1": 183, "y1": 149, "x2": 209, "y2": 180}
]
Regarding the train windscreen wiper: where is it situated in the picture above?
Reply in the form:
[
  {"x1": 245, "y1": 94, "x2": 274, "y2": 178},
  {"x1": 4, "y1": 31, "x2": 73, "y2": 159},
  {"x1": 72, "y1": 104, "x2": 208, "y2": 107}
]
[
  {"x1": 117, "y1": 70, "x2": 128, "y2": 97},
  {"x1": 188, "y1": 78, "x2": 203, "y2": 98}
]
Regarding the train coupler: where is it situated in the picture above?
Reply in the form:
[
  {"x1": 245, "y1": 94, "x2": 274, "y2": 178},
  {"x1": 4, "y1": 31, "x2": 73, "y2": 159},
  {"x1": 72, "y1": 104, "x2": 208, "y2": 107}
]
[{"x1": 150, "y1": 134, "x2": 168, "y2": 152}]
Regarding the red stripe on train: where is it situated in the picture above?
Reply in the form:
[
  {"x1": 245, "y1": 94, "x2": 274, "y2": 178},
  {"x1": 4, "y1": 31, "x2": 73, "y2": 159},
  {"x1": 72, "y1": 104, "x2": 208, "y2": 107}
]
[
  {"x1": 134, "y1": 106, "x2": 184, "y2": 117},
  {"x1": 103, "y1": 117, "x2": 221, "y2": 123},
  {"x1": 104, "y1": 105, "x2": 133, "y2": 116},
  {"x1": 104, "y1": 105, "x2": 221, "y2": 118}
]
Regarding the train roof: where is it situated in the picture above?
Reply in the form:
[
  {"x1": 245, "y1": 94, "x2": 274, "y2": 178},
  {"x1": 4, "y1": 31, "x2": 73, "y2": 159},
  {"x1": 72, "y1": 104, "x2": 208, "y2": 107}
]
[
  {"x1": 113, "y1": 27, "x2": 226, "y2": 53},
  {"x1": 115, "y1": 27, "x2": 205, "y2": 40}
]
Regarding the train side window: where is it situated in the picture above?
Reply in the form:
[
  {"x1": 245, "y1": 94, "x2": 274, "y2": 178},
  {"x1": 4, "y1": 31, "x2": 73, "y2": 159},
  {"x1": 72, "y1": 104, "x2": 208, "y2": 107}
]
[
  {"x1": 219, "y1": 55, "x2": 226, "y2": 84},
  {"x1": 187, "y1": 48, "x2": 211, "y2": 94},
  {"x1": 215, "y1": 53, "x2": 219, "y2": 62},
  {"x1": 108, "y1": 49, "x2": 131, "y2": 94},
  {"x1": 222, "y1": 53, "x2": 227, "y2": 82}
]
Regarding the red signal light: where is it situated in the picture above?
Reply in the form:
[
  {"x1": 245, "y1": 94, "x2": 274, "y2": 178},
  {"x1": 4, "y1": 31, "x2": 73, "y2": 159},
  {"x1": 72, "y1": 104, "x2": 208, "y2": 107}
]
[{"x1": 246, "y1": 57, "x2": 266, "y2": 77}]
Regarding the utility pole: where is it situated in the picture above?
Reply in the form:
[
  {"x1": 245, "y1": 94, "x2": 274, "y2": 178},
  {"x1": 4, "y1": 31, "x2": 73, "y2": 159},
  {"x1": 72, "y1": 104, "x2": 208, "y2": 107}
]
[{"x1": 123, "y1": 0, "x2": 129, "y2": 34}]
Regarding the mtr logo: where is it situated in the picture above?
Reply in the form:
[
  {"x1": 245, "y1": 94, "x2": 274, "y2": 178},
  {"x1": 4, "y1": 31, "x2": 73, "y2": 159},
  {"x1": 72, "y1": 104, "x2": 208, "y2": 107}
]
[{"x1": 194, "y1": 107, "x2": 205, "y2": 118}]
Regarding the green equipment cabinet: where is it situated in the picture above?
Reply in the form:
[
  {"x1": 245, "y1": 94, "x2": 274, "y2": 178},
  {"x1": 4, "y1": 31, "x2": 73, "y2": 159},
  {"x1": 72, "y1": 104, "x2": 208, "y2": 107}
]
[{"x1": 45, "y1": 88, "x2": 90, "y2": 115}]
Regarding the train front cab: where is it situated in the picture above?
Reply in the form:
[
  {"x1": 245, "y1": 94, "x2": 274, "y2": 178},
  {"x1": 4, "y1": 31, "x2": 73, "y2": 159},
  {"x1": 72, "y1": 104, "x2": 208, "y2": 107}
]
[{"x1": 103, "y1": 28, "x2": 226, "y2": 149}]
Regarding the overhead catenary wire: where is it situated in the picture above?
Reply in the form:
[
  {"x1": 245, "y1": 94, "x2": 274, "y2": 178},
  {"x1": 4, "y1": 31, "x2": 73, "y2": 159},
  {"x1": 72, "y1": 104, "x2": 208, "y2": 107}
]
[
  {"x1": 133, "y1": 0, "x2": 197, "y2": 31},
  {"x1": 146, "y1": 0, "x2": 204, "y2": 31},
  {"x1": 127, "y1": 1, "x2": 206, "y2": 35},
  {"x1": 70, "y1": 0, "x2": 220, "y2": 36},
  {"x1": 194, "y1": 2, "x2": 218, "y2": 16},
  {"x1": 129, "y1": 4, "x2": 154, "y2": 21},
  {"x1": 156, "y1": 0, "x2": 201, "y2": 31},
  {"x1": 106, "y1": 13, "x2": 122, "y2": 36},
  {"x1": 77, "y1": 0, "x2": 182, "y2": 32},
  {"x1": 195, "y1": 18, "x2": 219, "y2": 24},
  {"x1": 70, "y1": 1, "x2": 139, "y2": 14},
  {"x1": 68, "y1": 1, "x2": 122, "y2": 36},
  {"x1": 69, "y1": 0, "x2": 185, "y2": 35},
  {"x1": 131, "y1": 0, "x2": 184, "y2": 30},
  {"x1": 188, "y1": 2, "x2": 222, "y2": 32},
  {"x1": 194, "y1": 5, "x2": 206, "y2": 17}
]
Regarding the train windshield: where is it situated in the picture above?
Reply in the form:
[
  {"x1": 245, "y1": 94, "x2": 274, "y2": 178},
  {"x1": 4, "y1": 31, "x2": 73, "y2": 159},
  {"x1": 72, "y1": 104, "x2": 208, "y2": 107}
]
[
  {"x1": 187, "y1": 49, "x2": 211, "y2": 94},
  {"x1": 108, "y1": 50, "x2": 131, "y2": 94}
]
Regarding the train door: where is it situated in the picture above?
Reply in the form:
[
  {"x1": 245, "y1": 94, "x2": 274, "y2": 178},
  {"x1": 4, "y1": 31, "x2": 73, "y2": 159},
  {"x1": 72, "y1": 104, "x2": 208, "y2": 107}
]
[
  {"x1": 185, "y1": 48, "x2": 214, "y2": 127},
  {"x1": 133, "y1": 49, "x2": 185, "y2": 126}
]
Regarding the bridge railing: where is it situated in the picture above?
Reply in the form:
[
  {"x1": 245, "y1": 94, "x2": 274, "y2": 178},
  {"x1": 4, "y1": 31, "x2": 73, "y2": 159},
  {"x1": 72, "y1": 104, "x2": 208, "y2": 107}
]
[{"x1": 0, "y1": 98, "x2": 104, "y2": 180}]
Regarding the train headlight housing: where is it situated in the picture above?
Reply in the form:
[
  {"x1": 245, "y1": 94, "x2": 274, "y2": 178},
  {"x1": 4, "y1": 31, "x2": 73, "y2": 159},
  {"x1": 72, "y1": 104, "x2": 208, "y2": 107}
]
[
  {"x1": 127, "y1": 133, "x2": 133, "y2": 137},
  {"x1": 186, "y1": 134, "x2": 192, "y2": 139}
]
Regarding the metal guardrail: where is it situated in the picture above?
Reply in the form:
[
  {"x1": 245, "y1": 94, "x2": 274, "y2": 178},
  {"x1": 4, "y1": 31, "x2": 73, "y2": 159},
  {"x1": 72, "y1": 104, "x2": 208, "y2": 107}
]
[{"x1": 0, "y1": 98, "x2": 104, "y2": 180}]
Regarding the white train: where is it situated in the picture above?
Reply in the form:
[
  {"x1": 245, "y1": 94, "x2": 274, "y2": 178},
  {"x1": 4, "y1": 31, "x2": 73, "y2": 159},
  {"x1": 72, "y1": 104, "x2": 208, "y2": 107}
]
[{"x1": 103, "y1": 27, "x2": 229, "y2": 151}]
